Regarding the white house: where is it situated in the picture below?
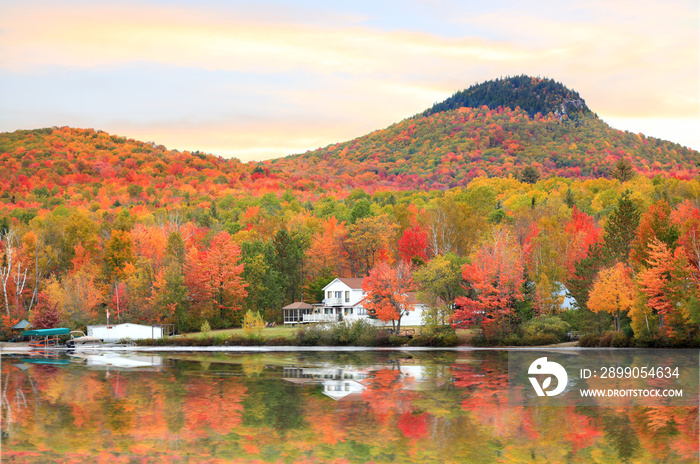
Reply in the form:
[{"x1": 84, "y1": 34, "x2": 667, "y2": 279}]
[
  {"x1": 322, "y1": 277, "x2": 369, "y2": 322},
  {"x1": 87, "y1": 323, "x2": 165, "y2": 342},
  {"x1": 283, "y1": 277, "x2": 427, "y2": 326}
]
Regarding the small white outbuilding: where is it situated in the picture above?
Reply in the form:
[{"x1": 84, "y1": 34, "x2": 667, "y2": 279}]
[{"x1": 87, "y1": 323, "x2": 164, "y2": 342}]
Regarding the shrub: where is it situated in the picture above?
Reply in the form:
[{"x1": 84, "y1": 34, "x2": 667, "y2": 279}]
[
  {"x1": 579, "y1": 331, "x2": 634, "y2": 347},
  {"x1": 500, "y1": 333, "x2": 523, "y2": 346},
  {"x1": 522, "y1": 315, "x2": 570, "y2": 342},
  {"x1": 520, "y1": 333, "x2": 559, "y2": 346},
  {"x1": 408, "y1": 326, "x2": 458, "y2": 347},
  {"x1": 266, "y1": 336, "x2": 294, "y2": 346},
  {"x1": 466, "y1": 329, "x2": 561, "y2": 347},
  {"x1": 294, "y1": 320, "x2": 407, "y2": 346},
  {"x1": 226, "y1": 335, "x2": 264, "y2": 346},
  {"x1": 295, "y1": 324, "x2": 324, "y2": 346}
]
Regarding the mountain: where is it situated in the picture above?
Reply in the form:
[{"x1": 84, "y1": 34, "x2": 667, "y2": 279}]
[
  {"x1": 422, "y1": 76, "x2": 591, "y2": 118},
  {"x1": 0, "y1": 76, "x2": 697, "y2": 208},
  {"x1": 266, "y1": 76, "x2": 698, "y2": 189}
]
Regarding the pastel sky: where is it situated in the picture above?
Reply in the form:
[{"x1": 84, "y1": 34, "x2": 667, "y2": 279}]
[{"x1": 1, "y1": 0, "x2": 698, "y2": 161}]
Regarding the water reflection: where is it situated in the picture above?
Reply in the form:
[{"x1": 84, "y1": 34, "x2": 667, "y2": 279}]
[{"x1": 0, "y1": 350, "x2": 697, "y2": 463}]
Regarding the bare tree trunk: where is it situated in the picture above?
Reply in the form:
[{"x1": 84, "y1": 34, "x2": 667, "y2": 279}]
[
  {"x1": 115, "y1": 280, "x2": 120, "y2": 322},
  {"x1": 28, "y1": 240, "x2": 40, "y2": 312},
  {"x1": 14, "y1": 262, "x2": 28, "y2": 314},
  {"x1": 0, "y1": 229, "x2": 18, "y2": 317}
]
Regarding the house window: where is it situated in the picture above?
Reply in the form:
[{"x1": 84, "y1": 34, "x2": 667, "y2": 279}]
[
  {"x1": 345, "y1": 291, "x2": 350, "y2": 302},
  {"x1": 327, "y1": 291, "x2": 332, "y2": 299},
  {"x1": 357, "y1": 307, "x2": 365, "y2": 316},
  {"x1": 335, "y1": 291, "x2": 342, "y2": 299}
]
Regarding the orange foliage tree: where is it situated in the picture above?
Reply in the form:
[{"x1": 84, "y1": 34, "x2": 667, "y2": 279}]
[
  {"x1": 362, "y1": 261, "x2": 416, "y2": 333},
  {"x1": 185, "y1": 231, "x2": 247, "y2": 324},
  {"x1": 306, "y1": 216, "x2": 348, "y2": 279},
  {"x1": 637, "y1": 238, "x2": 692, "y2": 337},
  {"x1": 630, "y1": 200, "x2": 678, "y2": 268},
  {"x1": 587, "y1": 262, "x2": 636, "y2": 332}
]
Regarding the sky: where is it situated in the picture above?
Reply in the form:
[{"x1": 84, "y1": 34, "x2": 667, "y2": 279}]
[{"x1": 1, "y1": 0, "x2": 698, "y2": 162}]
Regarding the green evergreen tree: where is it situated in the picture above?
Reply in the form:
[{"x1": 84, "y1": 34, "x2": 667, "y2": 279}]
[
  {"x1": 567, "y1": 242, "x2": 614, "y2": 332},
  {"x1": 611, "y1": 159, "x2": 636, "y2": 182},
  {"x1": 165, "y1": 231, "x2": 186, "y2": 268},
  {"x1": 568, "y1": 243, "x2": 611, "y2": 310},
  {"x1": 603, "y1": 191, "x2": 640, "y2": 264},
  {"x1": 154, "y1": 261, "x2": 189, "y2": 332},
  {"x1": 567, "y1": 192, "x2": 640, "y2": 332},
  {"x1": 563, "y1": 188, "x2": 575, "y2": 208},
  {"x1": 272, "y1": 229, "x2": 308, "y2": 304},
  {"x1": 520, "y1": 166, "x2": 540, "y2": 184}
]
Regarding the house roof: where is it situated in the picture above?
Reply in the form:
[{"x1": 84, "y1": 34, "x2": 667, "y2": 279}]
[
  {"x1": 337, "y1": 277, "x2": 365, "y2": 290},
  {"x1": 283, "y1": 302, "x2": 313, "y2": 310},
  {"x1": 11, "y1": 319, "x2": 31, "y2": 330}
]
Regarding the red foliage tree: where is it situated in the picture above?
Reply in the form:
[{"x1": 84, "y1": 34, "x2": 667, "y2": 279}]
[
  {"x1": 397, "y1": 222, "x2": 429, "y2": 265},
  {"x1": 564, "y1": 206, "x2": 602, "y2": 277},
  {"x1": 30, "y1": 292, "x2": 62, "y2": 329},
  {"x1": 452, "y1": 228, "x2": 524, "y2": 335},
  {"x1": 671, "y1": 200, "x2": 700, "y2": 280}
]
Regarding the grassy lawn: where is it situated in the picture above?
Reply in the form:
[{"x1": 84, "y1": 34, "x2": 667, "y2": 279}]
[
  {"x1": 181, "y1": 324, "x2": 436, "y2": 339},
  {"x1": 182, "y1": 325, "x2": 299, "y2": 339}
]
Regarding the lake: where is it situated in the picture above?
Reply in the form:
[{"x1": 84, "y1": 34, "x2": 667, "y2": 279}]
[{"x1": 0, "y1": 349, "x2": 697, "y2": 463}]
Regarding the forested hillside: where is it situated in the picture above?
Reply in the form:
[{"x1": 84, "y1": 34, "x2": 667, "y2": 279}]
[
  {"x1": 268, "y1": 78, "x2": 698, "y2": 189},
  {"x1": 1, "y1": 76, "x2": 699, "y2": 346}
]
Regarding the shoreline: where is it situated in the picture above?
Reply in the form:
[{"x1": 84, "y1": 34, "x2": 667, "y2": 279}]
[
  {"x1": 5, "y1": 341, "x2": 648, "y2": 354},
  {"x1": 5, "y1": 340, "x2": 693, "y2": 353}
]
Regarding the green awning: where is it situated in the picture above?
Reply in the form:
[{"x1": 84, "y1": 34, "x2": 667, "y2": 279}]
[{"x1": 22, "y1": 328, "x2": 70, "y2": 336}]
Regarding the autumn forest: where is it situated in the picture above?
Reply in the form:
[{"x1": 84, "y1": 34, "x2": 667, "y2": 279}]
[{"x1": 1, "y1": 76, "x2": 700, "y2": 345}]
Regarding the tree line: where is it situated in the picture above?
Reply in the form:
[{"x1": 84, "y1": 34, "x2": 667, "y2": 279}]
[{"x1": 2, "y1": 169, "x2": 700, "y2": 344}]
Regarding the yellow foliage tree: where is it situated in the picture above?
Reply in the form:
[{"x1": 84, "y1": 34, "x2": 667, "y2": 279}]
[
  {"x1": 533, "y1": 273, "x2": 565, "y2": 316},
  {"x1": 587, "y1": 262, "x2": 635, "y2": 332},
  {"x1": 243, "y1": 310, "x2": 264, "y2": 338}
]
